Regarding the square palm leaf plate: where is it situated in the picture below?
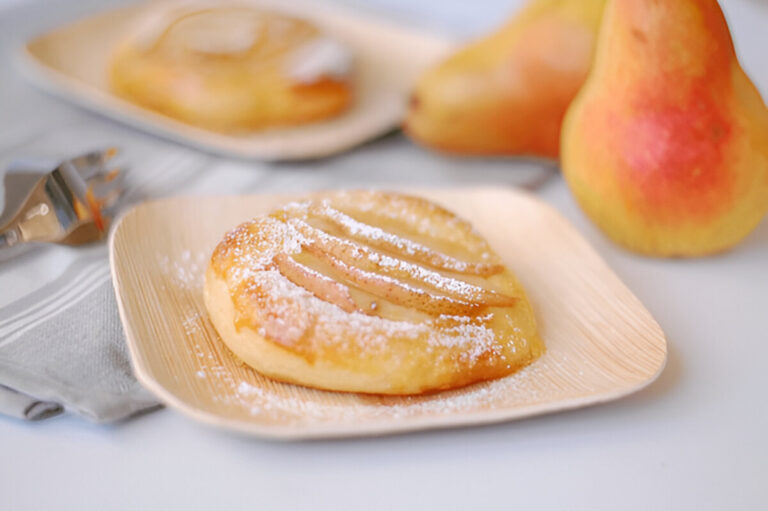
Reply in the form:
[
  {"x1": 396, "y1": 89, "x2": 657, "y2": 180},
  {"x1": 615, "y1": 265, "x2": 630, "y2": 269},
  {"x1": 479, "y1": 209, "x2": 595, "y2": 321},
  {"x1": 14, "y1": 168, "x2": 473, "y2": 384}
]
[{"x1": 109, "y1": 187, "x2": 667, "y2": 439}]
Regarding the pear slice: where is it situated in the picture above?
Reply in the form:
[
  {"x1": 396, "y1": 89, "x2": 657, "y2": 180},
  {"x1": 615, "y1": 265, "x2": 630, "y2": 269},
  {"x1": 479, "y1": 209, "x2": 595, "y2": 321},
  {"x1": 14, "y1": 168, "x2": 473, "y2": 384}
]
[
  {"x1": 300, "y1": 241, "x2": 488, "y2": 316},
  {"x1": 291, "y1": 219, "x2": 516, "y2": 307},
  {"x1": 273, "y1": 253, "x2": 359, "y2": 313},
  {"x1": 306, "y1": 203, "x2": 504, "y2": 276}
]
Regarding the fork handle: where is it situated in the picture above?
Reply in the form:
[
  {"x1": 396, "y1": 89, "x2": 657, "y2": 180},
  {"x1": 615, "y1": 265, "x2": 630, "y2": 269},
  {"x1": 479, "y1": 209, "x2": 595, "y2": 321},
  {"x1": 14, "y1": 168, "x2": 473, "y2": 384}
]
[
  {"x1": 0, "y1": 226, "x2": 32, "y2": 263},
  {"x1": 6, "y1": 158, "x2": 58, "y2": 174},
  {"x1": 0, "y1": 172, "x2": 46, "y2": 228},
  {"x1": 0, "y1": 173, "x2": 49, "y2": 255},
  {"x1": 0, "y1": 231, "x2": 12, "y2": 248},
  {"x1": 0, "y1": 229, "x2": 19, "y2": 249}
]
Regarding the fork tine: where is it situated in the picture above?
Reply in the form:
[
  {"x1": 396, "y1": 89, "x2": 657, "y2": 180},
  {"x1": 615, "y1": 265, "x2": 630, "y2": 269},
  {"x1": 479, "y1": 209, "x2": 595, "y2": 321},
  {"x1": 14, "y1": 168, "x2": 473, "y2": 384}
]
[
  {"x1": 2, "y1": 149, "x2": 127, "y2": 249},
  {"x1": 87, "y1": 166, "x2": 127, "y2": 187},
  {"x1": 56, "y1": 160, "x2": 89, "y2": 205},
  {"x1": 69, "y1": 148, "x2": 120, "y2": 179},
  {"x1": 90, "y1": 169, "x2": 127, "y2": 198},
  {"x1": 99, "y1": 187, "x2": 126, "y2": 211}
]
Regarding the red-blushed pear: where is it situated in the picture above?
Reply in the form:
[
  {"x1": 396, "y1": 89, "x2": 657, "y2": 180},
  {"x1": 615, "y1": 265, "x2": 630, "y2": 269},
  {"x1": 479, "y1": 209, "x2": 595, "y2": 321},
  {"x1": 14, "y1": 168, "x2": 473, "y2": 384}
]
[
  {"x1": 561, "y1": 0, "x2": 768, "y2": 256},
  {"x1": 405, "y1": 0, "x2": 607, "y2": 159}
]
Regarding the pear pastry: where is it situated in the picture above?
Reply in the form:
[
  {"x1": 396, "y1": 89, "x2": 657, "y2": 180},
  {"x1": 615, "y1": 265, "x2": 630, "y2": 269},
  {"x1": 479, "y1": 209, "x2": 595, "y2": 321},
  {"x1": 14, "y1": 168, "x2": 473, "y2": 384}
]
[
  {"x1": 204, "y1": 191, "x2": 543, "y2": 395},
  {"x1": 109, "y1": 1, "x2": 353, "y2": 132}
]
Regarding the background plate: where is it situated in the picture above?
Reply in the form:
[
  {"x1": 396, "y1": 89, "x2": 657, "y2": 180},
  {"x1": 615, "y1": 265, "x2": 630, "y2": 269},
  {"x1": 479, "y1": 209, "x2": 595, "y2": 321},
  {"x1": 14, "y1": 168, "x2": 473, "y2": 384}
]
[
  {"x1": 110, "y1": 187, "x2": 667, "y2": 439},
  {"x1": 18, "y1": 0, "x2": 452, "y2": 161}
]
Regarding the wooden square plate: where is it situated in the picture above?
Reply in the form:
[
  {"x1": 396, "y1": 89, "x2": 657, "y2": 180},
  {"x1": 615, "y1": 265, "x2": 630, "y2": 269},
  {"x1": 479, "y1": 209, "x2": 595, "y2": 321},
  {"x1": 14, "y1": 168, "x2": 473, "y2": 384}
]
[
  {"x1": 110, "y1": 187, "x2": 667, "y2": 439},
  {"x1": 18, "y1": 0, "x2": 452, "y2": 161}
]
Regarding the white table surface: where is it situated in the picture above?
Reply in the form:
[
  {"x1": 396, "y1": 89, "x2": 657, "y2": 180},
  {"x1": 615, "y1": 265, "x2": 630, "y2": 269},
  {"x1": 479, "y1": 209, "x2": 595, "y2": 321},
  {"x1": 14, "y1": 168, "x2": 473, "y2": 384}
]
[{"x1": 1, "y1": 0, "x2": 767, "y2": 509}]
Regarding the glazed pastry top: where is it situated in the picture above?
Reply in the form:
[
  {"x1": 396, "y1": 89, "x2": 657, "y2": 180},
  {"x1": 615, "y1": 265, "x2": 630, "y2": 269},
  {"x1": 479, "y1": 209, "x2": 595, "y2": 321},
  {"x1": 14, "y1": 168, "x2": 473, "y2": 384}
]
[
  {"x1": 209, "y1": 191, "x2": 540, "y2": 370},
  {"x1": 124, "y1": 1, "x2": 352, "y2": 82}
]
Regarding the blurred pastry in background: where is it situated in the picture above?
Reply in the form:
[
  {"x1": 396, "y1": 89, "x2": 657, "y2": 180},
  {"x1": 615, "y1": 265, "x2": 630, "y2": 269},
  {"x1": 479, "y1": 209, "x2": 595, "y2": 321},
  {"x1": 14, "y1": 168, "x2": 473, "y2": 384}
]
[
  {"x1": 109, "y1": 2, "x2": 353, "y2": 132},
  {"x1": 405, "y1": 0, "x2": 606, "y2": 159}
]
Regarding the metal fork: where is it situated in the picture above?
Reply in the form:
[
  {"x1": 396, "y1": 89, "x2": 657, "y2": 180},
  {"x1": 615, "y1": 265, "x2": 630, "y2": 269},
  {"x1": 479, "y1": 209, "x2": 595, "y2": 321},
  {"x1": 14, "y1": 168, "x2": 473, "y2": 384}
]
[{"x1": 0, "y1": 149, "x2": 126, "y2": 250}]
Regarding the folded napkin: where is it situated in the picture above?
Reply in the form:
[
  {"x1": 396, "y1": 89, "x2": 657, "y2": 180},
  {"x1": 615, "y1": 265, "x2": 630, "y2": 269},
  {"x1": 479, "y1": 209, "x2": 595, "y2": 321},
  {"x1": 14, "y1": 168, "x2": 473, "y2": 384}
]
[
  {"x1": 0, "y1": 254, "x2": 160, "y2": 421},
  {"x1": 0, "y1": 385, "x2": 62, "y2": 420}
]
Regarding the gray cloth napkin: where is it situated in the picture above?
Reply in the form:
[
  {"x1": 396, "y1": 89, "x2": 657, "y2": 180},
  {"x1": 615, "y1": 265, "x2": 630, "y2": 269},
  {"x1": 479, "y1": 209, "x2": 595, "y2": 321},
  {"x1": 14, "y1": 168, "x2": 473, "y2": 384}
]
[
  {"x1": 0, "y1": 254, "x2": 160, "y2": 421},
  {"x1": 0, "y1": 117, "x2": 192, "y2": 422}
]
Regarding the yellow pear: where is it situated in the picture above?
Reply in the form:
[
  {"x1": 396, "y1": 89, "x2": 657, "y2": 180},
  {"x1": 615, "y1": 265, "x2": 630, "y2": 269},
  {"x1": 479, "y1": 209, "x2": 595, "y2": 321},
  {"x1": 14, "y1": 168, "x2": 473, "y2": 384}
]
[
  {"x1": 405, "y1": 0, "x2": 607, "y2": 159},
  {"x1": 561, "y1": 0, "x2": 768, "y2": 256}
]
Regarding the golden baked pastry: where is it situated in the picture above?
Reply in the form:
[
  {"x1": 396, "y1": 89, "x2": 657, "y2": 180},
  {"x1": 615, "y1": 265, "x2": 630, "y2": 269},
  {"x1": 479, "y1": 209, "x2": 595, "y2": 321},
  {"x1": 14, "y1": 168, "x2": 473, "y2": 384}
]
[
  {"x1": 204, "y1": 191, "x2": 543, "y2": 394},
  {"x1": 109, "y1": 2, "x2": 353, "y2": 132}
]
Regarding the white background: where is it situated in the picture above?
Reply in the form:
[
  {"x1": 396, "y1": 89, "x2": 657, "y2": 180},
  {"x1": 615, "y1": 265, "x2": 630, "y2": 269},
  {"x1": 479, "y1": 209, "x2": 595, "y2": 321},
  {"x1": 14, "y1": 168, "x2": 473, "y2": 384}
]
[{"x1": 1, "y1": 0, "x2": 767, "y2": 509}]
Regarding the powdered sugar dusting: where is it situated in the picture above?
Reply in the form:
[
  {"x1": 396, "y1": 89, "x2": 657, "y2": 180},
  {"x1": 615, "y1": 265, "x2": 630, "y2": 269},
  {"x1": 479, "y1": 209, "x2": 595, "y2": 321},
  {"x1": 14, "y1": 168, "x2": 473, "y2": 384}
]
[
  {"x1": 191, "y1": 349, "x2": 555, "y2": 424},
  {"x1": 158, "y1": 250, "x2": 208, "y2": 290}
]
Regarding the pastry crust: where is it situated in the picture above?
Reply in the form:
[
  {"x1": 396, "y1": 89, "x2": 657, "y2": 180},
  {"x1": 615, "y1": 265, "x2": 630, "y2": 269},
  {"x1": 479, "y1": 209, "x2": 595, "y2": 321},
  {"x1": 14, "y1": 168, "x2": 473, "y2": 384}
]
[
  {"x1": 109, "y1": 2, "x2": 353, "y2": 132},
  {"x1": 204, "y1": 191, "x2": 543, "y2": 394}
]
